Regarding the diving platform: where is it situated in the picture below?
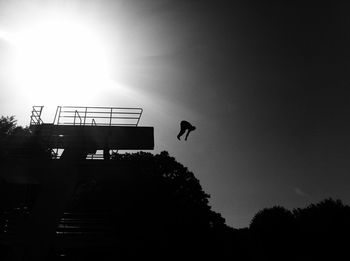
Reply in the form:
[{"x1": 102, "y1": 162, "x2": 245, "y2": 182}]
[
  {"x1": 1, "y1": 106, "x2": 155, "y2": 261},
  {"x1": 29, "y1": 106, "x2": 154, "y2": 157}
]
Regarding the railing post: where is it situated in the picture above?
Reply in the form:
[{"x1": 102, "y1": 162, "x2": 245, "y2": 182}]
[
  {"x1": 73, "y1": 110, "x2": 82, "y2": 126},
  {"x1": 109, "y1": 108, "x2": 113, "y2": 126},
  {"x1": 136, "y1": 109, "x2": 143, "y2": 126},
  {"x1": 57, "y1": 106, "x2": 62, "y2": 125},
  {"x1": 74, "y1": 110, "x2": 77, "y2": 125},
  {"x1": 53, "y1": 106, "x2": 59, "y2": 125},
  {"x1": 84, "y1": 107, "x2": 87, "y2": 126}
]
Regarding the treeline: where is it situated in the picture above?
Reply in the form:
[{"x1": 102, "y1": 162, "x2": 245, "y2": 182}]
[
  {"x1": 0, "y1": 116, "x2": 51, "y2": 160},
  {"x1": 239, "y1": 198, "x2": 350, "y2": 260}
]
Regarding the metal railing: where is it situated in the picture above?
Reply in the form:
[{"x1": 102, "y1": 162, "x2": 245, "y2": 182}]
[
  {"x1": 56, "y1": 212, "x2": 112, "y2": 237},
  {"x1": 53, "y1": 106, "x2": 143, "y2": 127},
  {"x1": 30, "y1": 106, "x2": 44, "y2": 126},
  {"x1": 29, "y1": 105, "x2": 141, "y2": 160},
  {"x1": 0, "y1": 209, "x2": 112, "y2": 238}
]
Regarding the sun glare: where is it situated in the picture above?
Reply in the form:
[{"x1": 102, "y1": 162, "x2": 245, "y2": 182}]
[{"x1": 9, "y1": 16, "x2": 111, "y2": 105}]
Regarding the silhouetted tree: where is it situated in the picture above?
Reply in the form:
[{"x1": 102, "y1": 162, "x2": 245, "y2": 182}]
[
  {"x1": 0, "y1": 116, "x2": 31, "y2": 141},
  {"x1": 248, "y1": 199, "x2": 350, "y2": 260},
  {"x1": 293, "y1": 198, "x2": 350, "y2": 259},
  {"x1": 0, "y1": 116, "x2": 50, "y2": 161},
  {"x1": 40, "y1": 150, "x2": 232, "y2": 259},
  {"x1": 0, "y1": 116, "x2": 17, "y2": 135},
  {"x1": 250, "y1": 206, "x2": 295, "y2": 232},
  {"x1": 0, "y1": 116, "x2": 19, "y2": 158},
  {"x1": 249, "y1": 206, "x2": 296, "y2": 259},
  {"x1": 72, "y1": 151, "x2": 230, "y2": 259}
]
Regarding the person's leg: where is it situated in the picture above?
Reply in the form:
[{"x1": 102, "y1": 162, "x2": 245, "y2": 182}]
[
  {"x1": 185, "y1": 130, "x2": 191, "y2": 140},
  {"x1": 177, "y1": 128, "x2": 186, "y2": 140}
]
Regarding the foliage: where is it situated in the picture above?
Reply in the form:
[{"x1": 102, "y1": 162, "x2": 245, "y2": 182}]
[
  {"x1": 293, "y1": 198, "x2": 350, "y2": 227},
  {"x1": 0, "y1": 116, "x2": 31, "y2": 137},
  {"x1": 0, "y1": 116, "x2": 17, "y2": 137},
  {"x1": 0, "y1": 116, "x2": 50, "y2": 160},
  {"x1": 292, "y1": 198, "x2": 350, "y2": 258},
  {"x1": 70, "y1": 151, "x2": 229, "y2": 259},
  {"x1": 248, "y1": 199, "x2": 350, "y2": 260},
  {"x1": 110, "y1": 151, "x2": 226, "y2": 228},
  {"x1": 250, "y1": 206, "x2": 295, "y2": 233},
  {"x1": 249, "y1": 206, "x2": 296, "y2": 260}
]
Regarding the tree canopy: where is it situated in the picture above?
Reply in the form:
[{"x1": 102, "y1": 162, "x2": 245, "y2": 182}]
[{"x1": 248, "y1": 198, "x2": 350, "y2": 260}]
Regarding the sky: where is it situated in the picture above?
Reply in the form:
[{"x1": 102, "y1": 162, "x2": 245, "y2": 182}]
[{"x1": 1, "y1": 1, "x2": 350, "y2": 228}]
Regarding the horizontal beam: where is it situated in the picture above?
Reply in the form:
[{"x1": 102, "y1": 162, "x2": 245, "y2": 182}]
[{"x1": 31, "y1": 124, "x2": 154, "y2": 150}]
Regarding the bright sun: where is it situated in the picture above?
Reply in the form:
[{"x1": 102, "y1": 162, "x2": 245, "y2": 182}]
[{"x1": 9, "y1": 16, "x2": 111, "y2": 105}]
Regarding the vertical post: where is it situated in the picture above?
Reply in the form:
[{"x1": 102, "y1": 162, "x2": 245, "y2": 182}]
[
  {"x1": 73, "y1": 110, "x2": 77, "y2": 125},
  {"x1": 84, "y1": 107, "x2": 87, "y2": 126},
  {"x1": 57, "y1": 106, "x2": 62, "y2": 125},
  {"x1": 109, "y1": 108, "x2": 113, "y2": 126},
  {"x1": 136, "y1": 108, "x2": 143, "y2": 126},
  {"x1": 53, "y1": 106, "x2": 59, "y2": 125}
]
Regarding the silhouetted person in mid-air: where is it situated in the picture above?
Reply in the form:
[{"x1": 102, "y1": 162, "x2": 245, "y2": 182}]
[{"x1": 177, "y1": 120, "x2": 196, "y2": 141}]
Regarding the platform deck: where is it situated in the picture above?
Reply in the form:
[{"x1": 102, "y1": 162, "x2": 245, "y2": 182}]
[{"x1": 30, "y1": 124, "x2": 154, "y2": 150}]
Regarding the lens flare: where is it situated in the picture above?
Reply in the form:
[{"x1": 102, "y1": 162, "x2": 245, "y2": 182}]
[{"x1": 7, "y1": 16, "x2": 111, "y2": 105}]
